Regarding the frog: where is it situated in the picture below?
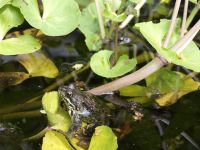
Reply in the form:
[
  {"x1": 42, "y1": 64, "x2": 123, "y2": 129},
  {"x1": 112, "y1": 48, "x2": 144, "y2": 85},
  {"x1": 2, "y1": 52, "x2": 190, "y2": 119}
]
[{"x1": 58, "y1": 84, "x2": 110, "y2": 138}]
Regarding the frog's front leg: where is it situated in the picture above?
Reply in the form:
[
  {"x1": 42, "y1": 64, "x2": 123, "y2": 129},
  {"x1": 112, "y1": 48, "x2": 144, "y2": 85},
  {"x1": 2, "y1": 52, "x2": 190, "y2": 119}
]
[{"x1": 67, "y1": 113, "x2": 82, "y2": 138}]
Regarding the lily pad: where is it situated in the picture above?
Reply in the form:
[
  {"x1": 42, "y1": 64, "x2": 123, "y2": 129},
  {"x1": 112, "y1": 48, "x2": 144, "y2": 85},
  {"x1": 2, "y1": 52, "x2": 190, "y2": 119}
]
[
  {"x1": 42, "y1": 91, "x2": 71, "y2": 132},
  {"x1": 12, "y1": 0, "x2": 81, "y2": 36},
  {"x1": 135, "y1": 19, "x2": 200, "y2": 72},
  {"x1": 17, "y1": 51, "x2": 58, "y2": 78},
  {"x1": 0, "y1": 5, "x2": 24, "y2": 40},
  {"x1": 0, "y1": 35, "x2": 41, "y2": 55},
  {"x1": 90, "y1": 50, "x2": 137, "y2": 78},
  {"x1": 88, "y1": 126, "x2": 118, "y2": 150},
  {"x1": 42, "y1": 131, "x2": 74, "y2": 150}
]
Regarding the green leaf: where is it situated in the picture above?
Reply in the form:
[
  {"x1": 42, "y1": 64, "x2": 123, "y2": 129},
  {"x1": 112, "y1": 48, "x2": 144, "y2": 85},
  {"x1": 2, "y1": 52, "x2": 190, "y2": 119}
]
[
  {"x1": 17, "y1": 51, "x2": 59, "y2": 78},
  {"x1": 0, "y1": 35, "x2": 41, "y2": 55},
  {"x1": 88, "y1": 126, "x2": 118, "y2": 150},
  {"x1": 12, "y1": 0, "x2": 81, "y2": 36},
  {"x1": 135, "y1": 19, "x2": 200, "y2": 72},
  {"x1": 42, "y1": 131, "x2": 74, "y2": 150},
  {"x1": 0, "y1": 0, "x2": 12, "y2": 9},
  {"x1": 0, "y1": 72, "x2": 29, "y2": 88},
  {"x1": 0, "y1": 5, "x2": 24, "y2": 40},
  {"x1": 120, "y1": 85, "x2": 147, "y2": 97},
  {"x1": 75, "y1": 0, "x2": 91, "y2": 7},
  {"x1": 79, "y1": 2, "x2": 102, "y2": 51},
  {"x1": 103, "y1": 2, "x2": 126, "y2": 22},
  {"x1": 145, "y1": 68, "x2": 184, "y2": 95},
  {"x1": 90, "y1": 50, "x2": 137, "y2": 78},
  {"x1": 42, "y1": 91, "x2": 71, "y2": 132},
  {"x1": 189, "y1": 0, "x2": 197, "y2": 4}
]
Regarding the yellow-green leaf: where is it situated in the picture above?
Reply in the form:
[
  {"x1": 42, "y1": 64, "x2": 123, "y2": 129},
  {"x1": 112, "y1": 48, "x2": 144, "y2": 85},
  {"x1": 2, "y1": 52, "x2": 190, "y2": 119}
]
[
  {"x1": 88, "y1": 126, "x2": 118, "y2": 150},
  {"x1": 17, "y1": 51, "x2": 58, "y2": 78},
  {"x1": 42, "y1": 131, "x2": 74, "y2": 150},
  {"x1": 120, "y1": 85, "x2": 147, "y2": 97}
]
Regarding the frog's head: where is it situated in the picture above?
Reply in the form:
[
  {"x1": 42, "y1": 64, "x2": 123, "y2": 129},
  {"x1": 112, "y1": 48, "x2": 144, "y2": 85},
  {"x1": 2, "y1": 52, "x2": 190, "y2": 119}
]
[{"x1": 58, "y1": 85, "x2": 77, "y2": 115}]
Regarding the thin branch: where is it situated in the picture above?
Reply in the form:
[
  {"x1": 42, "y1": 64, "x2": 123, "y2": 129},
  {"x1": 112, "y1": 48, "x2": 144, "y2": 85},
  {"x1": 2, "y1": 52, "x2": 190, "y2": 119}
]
[
  {"x1": 119, "y1": 0, "x2": 146, "y2": 29},
  {"x1": 181, "y1": 0, "x2": 189, "y2": 37},
  {"x1": 163, "y1": 0, "x2": 181, "y2": 48},
  {"x1": 95, "y1": 0, "x2": 106, "y2": 39}
]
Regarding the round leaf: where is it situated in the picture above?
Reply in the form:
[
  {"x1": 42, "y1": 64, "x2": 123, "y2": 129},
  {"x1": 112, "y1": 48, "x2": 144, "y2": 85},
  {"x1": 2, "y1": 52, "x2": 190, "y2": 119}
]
[
  {"x1": 42, "y1": 131, "x2": 74, "y2": 150},
  {"x1": 88, "y1": 126, "x2": 118, "y2": 150},
  {"x1": 135, "y1": 19, "x2": 200, "y2": 72},
  {"x1": 0, "y1": 5, "x2": 24, "y2": 40},
  {"x1": 90, "y1": 50, "x2": 137, "y2": 78},
  {"x1": 0, "y1": 35, "x2": 41, "y2": 55},
  {"x1": 12, "y1": 0, "x2": 81, "y2": 36}
]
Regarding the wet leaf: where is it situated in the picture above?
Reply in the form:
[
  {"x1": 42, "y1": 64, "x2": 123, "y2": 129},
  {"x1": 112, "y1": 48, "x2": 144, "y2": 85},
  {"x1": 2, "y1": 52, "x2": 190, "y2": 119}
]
[
  {"x1": 120, "y1": 85, "x2": 147, "y2": 97},
  {"x1": 0, "y1": 35, "x2": 41, "y2": 55},
  {"x1": 12, "y1": 0, "x2": 81, "y2": 36},
  {"x1": 135, "y1": 19, "x2": 200, "y2": 72},
  {"x1": 0, "y1": 72, "x2": 29, "y2": 88},
  {"x1": 90, "y1": 50, "x2": 137, "y2": 78},
  {"x1": 156, "y1": 74, "x2": 200, "y2": 106},
  {"x1": 0, "y1": 5, "x2": 24, "y2": 40},
  {"x1": 17, "y1": 51, "x2": 58, "y2": 78},
  {"x1": 79, "y1": 2, "x2": 102, "y2": 51},
  {"x1": 146, "y1": 68, "x2": 184, "y2": 95},
  {"x1": 42, "y1": 131, "x2": 74, "y2": 150},
  {"x1": 88, "y1": 126, "x2": 118, "y2": 150},
  {"x1": 42, "y1": 91, "x2": 71, "y2": 132},
  {"x1": 164, "y1": 91, "x2": 200, "y2": 139}
]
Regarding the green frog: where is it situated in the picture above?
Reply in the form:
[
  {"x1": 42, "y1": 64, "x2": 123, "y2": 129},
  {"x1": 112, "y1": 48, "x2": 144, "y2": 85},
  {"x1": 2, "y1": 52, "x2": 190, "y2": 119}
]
[
  {"x1": 58, "y1": 84, "x2": 143, "y2": 138},
  {"x1": 58, "y1": 84, "x2": 110, "y2": 137}
]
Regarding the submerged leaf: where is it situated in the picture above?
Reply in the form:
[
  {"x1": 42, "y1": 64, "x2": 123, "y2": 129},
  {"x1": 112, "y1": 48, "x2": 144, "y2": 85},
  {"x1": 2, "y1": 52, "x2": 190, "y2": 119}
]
[
  {"x1": 135, "y1": 19, "x2": 200, "y2": 72},
  {"x1": 17, "y1": 51, "x2": 58, "y2": 78},
  {"x1": 0, "y1": 5, "x2": 24, "y2": 40},
  {"x1": 120, "y1": 85, "x2": 147, "y2": 97},
  {"x1": 0, "y1": 72, "x2": 29, "y2": 88},
  {"x1": 0, "y1": 35, "x2": 41, "y2": 55},
  {"x1": 12, "y1": 0, "x2": 81, "y2": 36},
  {"x1": 88, "y1": 126, "x2": 118, "y2": 150},
  {"x1": 42, "y1": 131, "x2": 74, "y2": 150},
  {"x1": 42, "y1": 91, "x2": 71, "y2": 132},
  {"x1": 90, "y1": 50, "x2": 137, "y2": 78}
]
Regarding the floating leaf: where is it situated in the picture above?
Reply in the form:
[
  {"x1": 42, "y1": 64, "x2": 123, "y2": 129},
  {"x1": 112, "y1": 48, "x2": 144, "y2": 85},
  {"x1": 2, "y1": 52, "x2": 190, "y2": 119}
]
[
  {"x1": 12, "y1": 0, "x2": 81, "y2": 36},
  {"x1": 145, "y1": 68, "x2": 184, "y2": 95},
  {"x1": 0, "y1": 0, "x2": 12, "y2": 9},
  {"x1": 42, "y1": 131, "x2": 74, "y2": 150},
  {"x1": 90, "y1": 50, "x2": 137, "y2": 78},
  {"x1": 88, "y1": 126, "x2": 118, "y2": 150},
  {"x1": 0, "y1": 5, "x2": 24, "y2": 40},
  {"x1": 0, "y1": 72, "x2": 29, "y2": 88},
  {"x1": 135, "y1": 19, "x2": 200, "y2": 72},
  {"x1": 42, "y1": 91, "x2": 71, "y2": 132},
  {"x1": 120, "y1": 85, "x2": 147, "y2": 97},
  {"x1": 79, "y1": 2, "x2": 103, "y2": 51},
  {"x1": 156, "y1": 73, "x2": 200, "y2": 106},
  {"x1": 17, "y1": 51, "x2": 58, "y2": 78},
  {"x1": 0, "y1": 35, "x2": 41, "y2": 55}
]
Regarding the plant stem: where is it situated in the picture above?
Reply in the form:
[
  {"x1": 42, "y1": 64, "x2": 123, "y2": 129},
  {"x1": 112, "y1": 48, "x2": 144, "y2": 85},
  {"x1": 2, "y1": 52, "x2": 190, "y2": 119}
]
[
  {"x1": 119, "y1": 0, "x2": 146, "y2": 29},
  {"x1": 23, "y1": 127, "x2": 49, "y2": 141},
  {"x1": 95, "y1": 0, "x2": 105, "y2": 39},
  {"x1": 163, "y1": 0, "x2": 181, "y2": 48},
  {"x1": 181, "y1": 0, "x2": 189, "y2": 37},
  {"x1": 0, "y1": 110, "x2": 42, "y2": 120},
  {"x1": 0, "y1": 101, "x2": 41, "y2": 115},
  {"x1": 186, "y1": 1, "x2": 200, "y2": 28},
  {"x1": 26, "y1": 63, "x2": 90, "y2": 103}
]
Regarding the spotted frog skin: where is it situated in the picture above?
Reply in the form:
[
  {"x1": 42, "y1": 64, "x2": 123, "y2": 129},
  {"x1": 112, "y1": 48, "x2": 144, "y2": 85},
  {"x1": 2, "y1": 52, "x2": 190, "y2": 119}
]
[{"x1": 58, "y1": 85, "x2": 110, "y2": 137}]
